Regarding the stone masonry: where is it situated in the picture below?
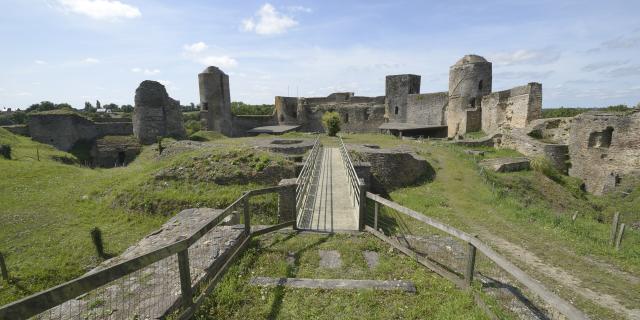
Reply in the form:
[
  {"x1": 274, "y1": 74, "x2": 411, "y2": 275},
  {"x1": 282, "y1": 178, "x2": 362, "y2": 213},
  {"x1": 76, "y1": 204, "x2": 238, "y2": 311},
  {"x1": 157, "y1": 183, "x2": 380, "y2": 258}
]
[{"x1": 133, "y1": 80, "x2": 187, "y2": 145}]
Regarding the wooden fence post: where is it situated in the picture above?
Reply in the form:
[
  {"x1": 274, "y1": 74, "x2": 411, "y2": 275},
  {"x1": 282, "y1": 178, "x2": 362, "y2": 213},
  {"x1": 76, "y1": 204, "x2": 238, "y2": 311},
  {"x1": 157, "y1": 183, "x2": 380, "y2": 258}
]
[
  {"x1": 243, "y1": 196, "x2": 251, "y2": 235},
  {"x1": 610, "y1": 212, "x2": 620, "y2": 246},
  {"x1": 0, "y1": 252, "x2": 8, "y2": 281},
  {"x1": 615, "y1": 223, "x2": 626, "y2": 250},
  {"x1": 177, "y1": 249, "x2": 193, "y2": 311},
  {"x1": 374, "y1": 201, "x2": 379, "y2": 231},
  {"x1": 465, "y1": 236, "x2": 478, "y2": 288}
]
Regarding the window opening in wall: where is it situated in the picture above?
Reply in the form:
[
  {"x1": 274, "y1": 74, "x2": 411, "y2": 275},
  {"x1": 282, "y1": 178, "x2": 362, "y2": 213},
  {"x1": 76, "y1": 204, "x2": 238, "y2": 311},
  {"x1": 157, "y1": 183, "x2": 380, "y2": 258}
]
[
  {"x1": 344, "y1": 113, "x2": 349, "y2": 123},
  {"x1": 202, "y1": 102, "x2": 209, "y2": 111},
  {"x1": 478, "y1": 80, "x2": 483, "y2": 91},
  {"x1": 364, "y1": 108, "x2": 370, "y2": 120},
  {"x1": 588, "y1": 126, "x2": 614, "y2": 148},
  {"x1": 117, "y1": 151, "x2": 126, "y2": 166},
  {"x1": 394, "y1": 106, "x2": 399, "y2": 115},
  {"x1": 469, "y1": 98, "x2": 476, "y2": 108}
]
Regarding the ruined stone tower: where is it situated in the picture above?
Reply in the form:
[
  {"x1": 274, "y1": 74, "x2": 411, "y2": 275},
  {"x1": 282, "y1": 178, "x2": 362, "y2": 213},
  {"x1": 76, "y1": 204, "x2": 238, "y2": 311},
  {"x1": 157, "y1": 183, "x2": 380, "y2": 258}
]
[
  {"x1": 198, "y1": 66, "x2": 233, "y2": 136},
  {"x1": 447, "y1": 55, "x2": 492, "y2": 137},
  {"x1": 385, "y1": 74, "x2": 421, "y2": 123},
  {"x1": 133, "y1": 80, "x2": 186, "y2": 144}
]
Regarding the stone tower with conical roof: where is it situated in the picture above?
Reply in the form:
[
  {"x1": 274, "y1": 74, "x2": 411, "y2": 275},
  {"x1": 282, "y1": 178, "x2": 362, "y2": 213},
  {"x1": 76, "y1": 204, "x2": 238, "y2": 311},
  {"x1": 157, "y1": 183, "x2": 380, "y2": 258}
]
[{"x1": 446, "y1": 54, "x2": 492, "y2": 137}]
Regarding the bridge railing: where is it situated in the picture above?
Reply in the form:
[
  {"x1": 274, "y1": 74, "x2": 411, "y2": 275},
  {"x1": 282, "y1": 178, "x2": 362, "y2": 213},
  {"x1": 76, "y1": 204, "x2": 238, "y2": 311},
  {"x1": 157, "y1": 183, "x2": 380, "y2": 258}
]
[
  {"x1": 338, "y1": 135, "x2": 367, "y2": 229},
  {"x1": 0, "y1": 186, "x2": 294, "y2": 320},
  {"x1": 365, "y1": 192, "x2": 589, "y2": 320},
  {"x1": 295, "y1": 136, "x2": 321, "y2": 220}
]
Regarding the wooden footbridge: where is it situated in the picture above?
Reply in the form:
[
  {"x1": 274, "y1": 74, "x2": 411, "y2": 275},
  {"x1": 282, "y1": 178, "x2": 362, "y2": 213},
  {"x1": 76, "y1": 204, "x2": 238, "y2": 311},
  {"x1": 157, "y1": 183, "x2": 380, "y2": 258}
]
[{"x1": 0, "y1": 136, "x2": 589, "y2": 320}]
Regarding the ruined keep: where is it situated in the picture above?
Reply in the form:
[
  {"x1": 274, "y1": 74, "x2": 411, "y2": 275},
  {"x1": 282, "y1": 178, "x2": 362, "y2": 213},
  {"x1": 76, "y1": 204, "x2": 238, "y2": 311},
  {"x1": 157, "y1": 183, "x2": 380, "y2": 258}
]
[
  {"x1": 568, "y1": 111, "x2": 640, "y2": 194},
  {"x1": 133, "y1": 80, "x2": 187, "y2": 145},
  {"x1": 447, "y1": 55, "x2": 492, "y2": 137},
  {"x1": 199, "y1": 67, "x2": 234, "y2": 136}
]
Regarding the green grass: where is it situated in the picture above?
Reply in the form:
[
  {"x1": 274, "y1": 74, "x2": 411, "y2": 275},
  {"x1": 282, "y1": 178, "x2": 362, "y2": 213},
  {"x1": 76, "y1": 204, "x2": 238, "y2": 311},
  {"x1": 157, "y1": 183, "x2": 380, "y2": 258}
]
[
  {"x1": 364, "y1": 139, "x2": 639, "y2": 319},
  {"x1": 0, "y1": 128, "x2": 288, "y2": 305},
  {"x1": 195, "y1": 233, "x2": 495, "y2": 320}
]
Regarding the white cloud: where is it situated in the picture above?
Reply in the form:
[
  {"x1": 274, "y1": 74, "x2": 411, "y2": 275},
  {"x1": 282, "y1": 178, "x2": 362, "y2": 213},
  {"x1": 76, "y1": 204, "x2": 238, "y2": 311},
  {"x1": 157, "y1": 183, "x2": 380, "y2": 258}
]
[
  {"x1": 35, "y1": 60, "x2": 46, "y2": 65},
  {"x1": 183, "y1": 42, "x2": 208, "y2": 54},
  {"x1": 57, "y1": 0, "x2": 141, "y2": 21},
  {"x1": 242, "y1": 3, "x2": 298, "y2": 35},
  {"x1": 182, "y1": 42, "x2": 238, "y2": 68},
  {"x1": 131, "y1": 67, "x2": 160, "y2": 75},
  {"x1": 286, "y1": 5, "x2": 312, "y2": 13},
  {"x1": 83, "y1": 57, "x2": 100, "y2": 63},
  {"x1": 490, "y1": 49, "x2": 561, "y2": 66}
]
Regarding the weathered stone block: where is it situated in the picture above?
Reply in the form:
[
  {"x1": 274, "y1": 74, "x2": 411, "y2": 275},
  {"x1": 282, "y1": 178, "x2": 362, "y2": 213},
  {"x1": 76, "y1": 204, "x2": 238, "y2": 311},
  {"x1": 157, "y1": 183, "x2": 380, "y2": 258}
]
[{"x1": 479, "y1": 157, "x2": 530, "y2": 173}]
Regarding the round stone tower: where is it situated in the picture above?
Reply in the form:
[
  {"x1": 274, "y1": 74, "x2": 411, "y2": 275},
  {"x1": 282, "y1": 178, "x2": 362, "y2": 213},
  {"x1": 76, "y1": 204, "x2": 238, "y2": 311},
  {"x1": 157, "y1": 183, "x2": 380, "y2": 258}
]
[
  {"x1": 198, "y1": 66, "x2": 233, "y2": 136},
  {"x1": 446, "y1": 55, "x2": 492, "y2": 137}
]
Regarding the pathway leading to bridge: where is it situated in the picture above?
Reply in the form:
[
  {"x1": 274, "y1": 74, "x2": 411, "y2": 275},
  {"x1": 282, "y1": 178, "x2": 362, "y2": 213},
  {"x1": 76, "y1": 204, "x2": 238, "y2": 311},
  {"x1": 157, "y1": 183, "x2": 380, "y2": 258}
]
[{"x1": 297, "y1": 147, "x2": 359, "y2": 231}]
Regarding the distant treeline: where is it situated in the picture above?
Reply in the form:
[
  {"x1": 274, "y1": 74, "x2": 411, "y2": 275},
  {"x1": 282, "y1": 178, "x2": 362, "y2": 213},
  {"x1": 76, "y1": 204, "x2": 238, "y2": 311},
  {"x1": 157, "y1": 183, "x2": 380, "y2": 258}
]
[
  {"x1": 231, "y1": 102, "x2": 275, "y2": 116},
  {"x1": 542, "y1": 104, "x2": 636, "y2": 118}
]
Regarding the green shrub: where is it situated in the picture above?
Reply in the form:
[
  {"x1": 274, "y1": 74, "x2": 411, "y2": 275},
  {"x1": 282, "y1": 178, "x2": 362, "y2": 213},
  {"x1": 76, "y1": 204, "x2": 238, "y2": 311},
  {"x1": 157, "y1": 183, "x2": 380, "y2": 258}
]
[
  {"x1": 0, "y1": 145, "x2": 11, "y2": 160},
  {"x1": 322, "y1": 111, "x2": 341, "y2": 136},
  {"x1": 530, "y1": 156, "x2": 562, "y2": 182}
]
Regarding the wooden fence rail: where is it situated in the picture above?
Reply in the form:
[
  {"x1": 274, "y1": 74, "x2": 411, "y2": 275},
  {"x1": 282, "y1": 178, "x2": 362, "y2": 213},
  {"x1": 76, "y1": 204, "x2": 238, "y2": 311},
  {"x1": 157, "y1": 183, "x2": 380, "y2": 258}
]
[
  {"x1": 366, "y1": 192, "x2": 589, "y2": 320},
  {"x1": 0, "y1": 185, "x2": 293, "y2": 320}
]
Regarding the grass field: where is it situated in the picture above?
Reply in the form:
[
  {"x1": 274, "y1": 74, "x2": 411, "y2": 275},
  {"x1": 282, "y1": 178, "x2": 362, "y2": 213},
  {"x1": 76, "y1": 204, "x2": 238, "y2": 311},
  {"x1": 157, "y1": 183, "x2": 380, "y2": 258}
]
[
  {"x1": 195, "y1": 232, "x2": 496, "y2": 320},
  {"x1": 0, "y1": 129, "x2": 287, "y2": 305}
]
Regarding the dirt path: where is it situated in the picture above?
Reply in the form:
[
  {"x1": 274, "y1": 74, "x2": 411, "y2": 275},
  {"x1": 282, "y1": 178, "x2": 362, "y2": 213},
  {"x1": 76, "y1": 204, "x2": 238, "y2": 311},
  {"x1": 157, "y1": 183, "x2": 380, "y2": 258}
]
[{"x1": 475, "y1": 228, "x2": 640, "y2": 320}]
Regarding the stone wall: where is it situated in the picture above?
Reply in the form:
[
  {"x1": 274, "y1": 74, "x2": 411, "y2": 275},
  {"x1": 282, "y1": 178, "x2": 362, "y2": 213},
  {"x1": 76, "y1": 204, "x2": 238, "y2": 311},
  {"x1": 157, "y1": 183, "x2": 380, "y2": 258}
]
[
  {"x1": 481, "y1": 83, "x2": 542, "y2": 134},
  {"x1": 348, "y1": 144, "x2": 434, "y2": 192},
  {"x1": 91, "y1": 135, "x2": 141, "y2": 168},
  {"x1": 133, "y1": 80, "x2": 187, "y2": 144},
  {"x1": 526, "y1": 117, "x2": 572, "y2": 144},
  {"x1": 0, "y1": 125, "x2": 29, "y2": 136},
  {"x1": 568, "y1": 111, "x2": 640, "y2": 194},
  {"x1": 231, "y1": 115, "x2": 277, "y2": 137},
  {"x1": 28, "y1": 113, "x2": 99, "y2": 151},
  {"x1": 386, "y1": 75, "x2": 421, "y2": 123},
  {"x1": 27, "y1": 113, "x2": 134, "y2": 151},
  {"x1": 500, "y1": 129, "x2": 570, "y2": 173},
  {"x1": 406, "y1": 92, "x2": 448, "y2": 126},
  {"x1": 276, "y1": 94, "x2": 386, "y2": 133}
]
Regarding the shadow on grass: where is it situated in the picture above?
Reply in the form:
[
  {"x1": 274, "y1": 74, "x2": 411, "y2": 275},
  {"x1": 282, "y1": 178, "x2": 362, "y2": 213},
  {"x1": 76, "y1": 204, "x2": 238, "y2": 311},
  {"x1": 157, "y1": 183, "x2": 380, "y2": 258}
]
[{"x1": 266, "y1": 233, "x2": 332, "y2": 320}]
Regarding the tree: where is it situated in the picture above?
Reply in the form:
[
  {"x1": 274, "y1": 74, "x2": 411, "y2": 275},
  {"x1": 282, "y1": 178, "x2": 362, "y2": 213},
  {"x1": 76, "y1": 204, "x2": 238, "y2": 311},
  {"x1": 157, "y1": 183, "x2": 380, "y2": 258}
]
[
  {"x1": 96, "y1": 100, "x2": 101, "y2": 109},
  {"x1": 84, "y1": 101, "x2": 96, "y2": 113},
  {"x1": 103, "y1": 103, "x2": 119, "y2": 111},
  {"x1": 120, "y1": 104, "x2": 134, "y2": 113},
  {"x1": 322, "y1": 111, "x2": 341, "y2": 136}
]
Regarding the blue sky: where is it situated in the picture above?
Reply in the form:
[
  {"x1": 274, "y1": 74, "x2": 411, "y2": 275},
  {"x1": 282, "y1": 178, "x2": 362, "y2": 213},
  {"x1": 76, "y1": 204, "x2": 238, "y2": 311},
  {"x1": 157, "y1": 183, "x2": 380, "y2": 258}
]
[{"x1": 0, "y1": 0, "x2": 639, "y2": 110}]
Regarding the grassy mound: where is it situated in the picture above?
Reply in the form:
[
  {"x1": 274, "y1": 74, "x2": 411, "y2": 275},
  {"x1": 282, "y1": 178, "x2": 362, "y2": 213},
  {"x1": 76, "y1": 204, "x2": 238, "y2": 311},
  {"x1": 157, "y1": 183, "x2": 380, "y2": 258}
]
[{"x1": 0, "y1": 129, "x2": 289, "y2": 305}]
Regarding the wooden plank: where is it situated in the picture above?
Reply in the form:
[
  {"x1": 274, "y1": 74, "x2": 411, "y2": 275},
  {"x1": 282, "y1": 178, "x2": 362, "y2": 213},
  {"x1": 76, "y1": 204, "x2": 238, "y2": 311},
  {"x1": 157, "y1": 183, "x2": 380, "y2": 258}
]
[
  {"x1": 247, "y1": 185, "x2": 285, "y2": 196},
  {"x1": 615, "y1": 223, "x2": 626, "y2": 250},
  {"x1": 243, "y1": 197, "x2": 251, "y2": 235},
  {"x1": 465, "y1": 241, "x2": 477, "y2": 287},
  {"x1": 365, "y1": 226, "x2": 464, "y2": 288},
  {"x1": 0, "y1": 252, "x2": 8, "y2": 281},
  {"x1": 177, "y1": 249, "x2": 193, "y2": 310},
  {"x1": 610, "y1": 212, "x2": 620, "y2": 246},
  {"x1": 249, "y1": 277, "x2": 416, "y2": 293},
  {"x1": 365, "y1": 193, "x2": 590, "y2": 320},
  {"x1": 250, "y1": 221, "x2": 295, "y2": 237},
  {"x1": 0, "y1": 239, "x2": 188, "y2": 320}
]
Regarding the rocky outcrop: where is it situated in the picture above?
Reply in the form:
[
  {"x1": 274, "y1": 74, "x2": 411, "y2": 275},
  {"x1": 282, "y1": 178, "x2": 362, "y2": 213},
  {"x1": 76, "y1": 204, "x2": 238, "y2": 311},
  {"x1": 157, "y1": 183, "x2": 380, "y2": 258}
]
[{"x1": 133, "y1": 80, "x2": 186, "y2": 144}]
